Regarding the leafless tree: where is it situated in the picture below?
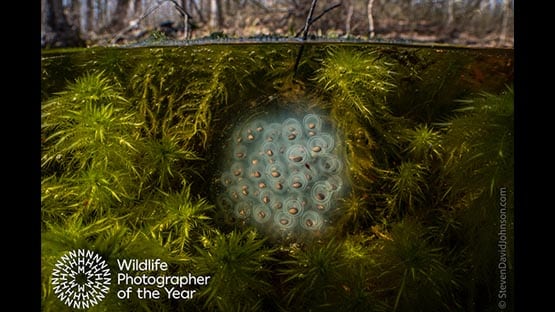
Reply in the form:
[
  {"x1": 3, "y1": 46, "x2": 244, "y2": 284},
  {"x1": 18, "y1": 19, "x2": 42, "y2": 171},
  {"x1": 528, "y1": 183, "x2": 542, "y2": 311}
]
[
  {"x1": 41, "y1": 0, "x2": 514, "y2": 48},
  {"x1": 85, "y1": 0, "x2": 94, "y2": 34},
  {"x1": 367, "y1": 0, "x2": 375, "y2": 38},
  {"x1": 42, "y1": 0, "x2": 84, "y2": 47},
  {"x1": 345, "y1": 0, "x2": 353, "y2": 36},
  {"x1": 447, "y1": 0, "x2": 455, "y2": 26},
  {"x1": 104, "y1": 0, "x2": 132, "y2": 33},
  {"x1": 499, "y1": 0, "x2": 512, "y2": 45}
]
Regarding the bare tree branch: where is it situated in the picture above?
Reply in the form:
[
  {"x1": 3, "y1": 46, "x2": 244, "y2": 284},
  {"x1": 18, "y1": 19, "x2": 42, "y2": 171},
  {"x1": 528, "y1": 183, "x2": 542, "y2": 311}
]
[
  {"x1": 295, "y1": 2, "x2": 342, "y2": 38},
  {"x1": 309, "y1": 3, "x2": 342, "y2": 29},
  {"x1": 299, "y1": 0, "x2": 319, "y2": 40}
]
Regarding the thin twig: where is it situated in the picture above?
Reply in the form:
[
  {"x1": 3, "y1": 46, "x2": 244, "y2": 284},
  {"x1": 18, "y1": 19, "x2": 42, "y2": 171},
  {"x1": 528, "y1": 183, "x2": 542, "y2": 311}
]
[
  {"x1": 293, "y1": 1, "x2": 342, "y2": 75},
  {"x1": 166, "y1": 0, "x2": 193, "y2": 39},
  {"x1": 293, "y1": 0, "x2": 318, "y2": 76},
  {"x1": 300, "y1": 0, "x2": 319, "y2": 40},
  {"x1": 111, "y1": 1, "x2": 164, "y2": 43},
  {"x1": 166, "y1": 0, "x2": 192, "y2": 19},
  {"x1": 311, "y1": 3, "x2": 342, "y2": 27},
  {"x1": 295, "y1": 2, "x2": 342, "y2": 38},
  {"x1": 110, "y1": 0, "x2": 194, "y2": 43}
]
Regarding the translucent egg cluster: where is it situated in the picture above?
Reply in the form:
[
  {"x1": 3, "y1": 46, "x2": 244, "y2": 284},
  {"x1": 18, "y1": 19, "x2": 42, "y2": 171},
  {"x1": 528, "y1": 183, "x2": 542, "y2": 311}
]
[{"x1": 217, "y1": 113, "x2": 347, "y2": 237}]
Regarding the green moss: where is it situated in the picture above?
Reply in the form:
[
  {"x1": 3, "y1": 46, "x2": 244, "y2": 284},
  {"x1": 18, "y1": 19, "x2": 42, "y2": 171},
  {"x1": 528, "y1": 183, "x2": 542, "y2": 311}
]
[
  {"x1": 193, "y1": 230, "x2": 276, "y2": 311},
  {"x1": 315, "y1": 47, "x2": 403, "y2": 150},
  {"x1": 41, "y1": 44, "x2": 513, "y2": 311},
  {"x1": 150, "y1": 185, "x2": 215, "y2": 254},
  {"x1": 443, "y1": 87, "x2": 514, "y2": 196},
  {"x1": 404, "y1": 124, "x2": 443, "y2": 165}
]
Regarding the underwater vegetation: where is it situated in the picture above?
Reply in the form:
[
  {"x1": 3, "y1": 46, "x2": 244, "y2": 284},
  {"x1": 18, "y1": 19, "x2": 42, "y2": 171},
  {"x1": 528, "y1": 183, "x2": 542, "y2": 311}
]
[{"x1": 41, "y1": 43, "x2": 514, "y2": 311}]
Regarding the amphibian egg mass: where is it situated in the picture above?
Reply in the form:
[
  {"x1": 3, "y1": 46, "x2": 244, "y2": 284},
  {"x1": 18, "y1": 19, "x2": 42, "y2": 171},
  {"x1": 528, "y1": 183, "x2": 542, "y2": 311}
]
[{"x1": 217, "y1": 113, "x2": 349, "y2": 238}]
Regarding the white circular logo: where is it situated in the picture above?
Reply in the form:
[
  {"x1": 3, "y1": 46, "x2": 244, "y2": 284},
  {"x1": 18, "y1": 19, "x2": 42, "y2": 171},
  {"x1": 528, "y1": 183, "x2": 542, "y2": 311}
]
[{"x1": 51, "y1": 249, "x2": 111, "y2": 309}]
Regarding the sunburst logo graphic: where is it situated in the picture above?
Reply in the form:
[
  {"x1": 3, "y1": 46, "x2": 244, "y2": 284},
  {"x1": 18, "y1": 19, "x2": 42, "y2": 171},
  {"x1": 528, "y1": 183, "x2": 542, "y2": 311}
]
[{"x1": 51, "y1": 249, "x2": 111, "y2": 309}]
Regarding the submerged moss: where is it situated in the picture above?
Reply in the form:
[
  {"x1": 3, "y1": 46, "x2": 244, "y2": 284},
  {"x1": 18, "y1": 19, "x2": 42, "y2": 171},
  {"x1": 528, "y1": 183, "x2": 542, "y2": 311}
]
[{"x1": 41, "y1": 43, "x2": 513, "y2": 311}]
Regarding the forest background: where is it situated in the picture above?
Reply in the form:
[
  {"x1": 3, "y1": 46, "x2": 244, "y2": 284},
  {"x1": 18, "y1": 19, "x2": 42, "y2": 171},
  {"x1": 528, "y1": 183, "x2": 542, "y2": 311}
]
[{"x1": 41, "y1": 0, "x2": 513, "y2": 48}]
